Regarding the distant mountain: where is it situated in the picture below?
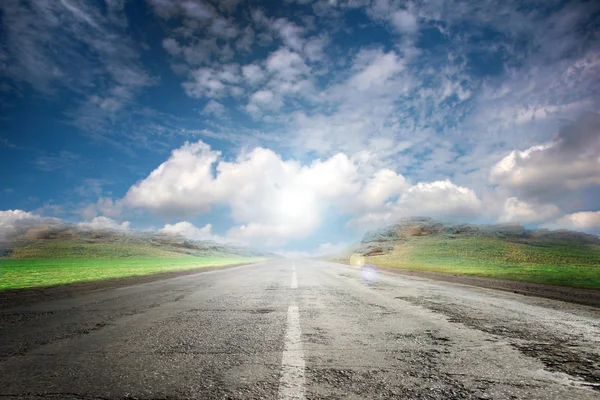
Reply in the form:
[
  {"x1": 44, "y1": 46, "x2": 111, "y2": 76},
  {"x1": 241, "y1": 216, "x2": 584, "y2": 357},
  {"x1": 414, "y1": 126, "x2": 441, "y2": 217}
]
[{"x1": 0, "y1": 224, "x2": 278, "y2": 259}]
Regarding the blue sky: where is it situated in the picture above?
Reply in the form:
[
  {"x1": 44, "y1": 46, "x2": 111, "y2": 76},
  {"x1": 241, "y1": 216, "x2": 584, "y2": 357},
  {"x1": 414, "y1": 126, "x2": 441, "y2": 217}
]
[{"x1": 1, "y1": 0, "x2": 600, "y2": 255}]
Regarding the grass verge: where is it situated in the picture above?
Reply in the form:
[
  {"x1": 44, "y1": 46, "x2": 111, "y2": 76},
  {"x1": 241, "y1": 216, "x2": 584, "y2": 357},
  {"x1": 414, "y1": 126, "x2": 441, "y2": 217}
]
[
  {"x1": 0, "y1": 257, "x2": 266, "y2": 290},
  {"x1": 353, "y1": 236, "x2": 600, "y2": 289}
]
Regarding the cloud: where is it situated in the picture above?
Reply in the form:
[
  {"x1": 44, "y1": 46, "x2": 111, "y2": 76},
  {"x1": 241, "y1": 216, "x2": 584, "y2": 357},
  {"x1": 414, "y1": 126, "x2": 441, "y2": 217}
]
[
  {"x1": 498, "y1": 197, "x2": 562, "y2": 224},
  {"x1": 181, "y1": 1, "x2": 216, "y2": 21},
  {"x1": 252, "y1": 10, "x2": 309, "y2": 52},
  {"x1": 546, "y1": 211, "x2": 600, "y2": 233},
  {"x1": 124, "y1": 141, "x2": 221, "y2": 216},
  {"x1": 235, "y1": 25, "x2": 255, "y2": 53},
  {"x1": 0, "y1": 209, "x2": 40, "y2": 237},
  {"x1": 0, "y1": 210, "x2": 131, "y2": 239},
  {"x1": 217, "y1": 148, "x2": 331, "y2": 245},
  {"x1": 363, "y1": 1, "x2": 419, "y2": 36},
  {"x1": 272, "y1": 18, "x2": 306, "y2": 52},
  {"x1": 182, "y1": 67, "x2": 227, "y2": 98},
  {"x1": 399, "y1": 180, "x2": 482, "y2": 219},
  {"x1": 351, "y1": 169, "x2": 409, "y2": 213},
  {"x1": 246, "y1": 89, "x2": 284, "y2": 116},
  {"x1": 181, "y1": 63, "x2": 243, "y2": 98},
  {"x1": 348, "y1": 180, "x2": 483, "y2": 229},
  {"x1": 283, "y1": 45, "x2": 415, "y2": 157},
  {"x1": 203, "y1": 100, "x2": 227, "y2": 118},
  {"x1": 303, "y1": 34, "x2": 329, "y2": 61},
  {"x1": 242, "y1": 63, "x2": 265, "y2": 84},
  {"x1": 490, "y1": 113, "x2": 600, "y2": 201},
  {"x1": 124, "y1": 141, "x2": 360, "y2": 244},
  {"x1": 160, "y1": 221, "x2": 215, "y2": 240},
  {"x1": 390, "y1": 9, "x2": 418, "y2": 34},
  {"x1": 0, "y1": 0, "x2": 155, "y2": 136},
  {"x1": 33, "y1": 151, "x2": 80, "y2": 172},
  {"x1": 5, "y1": 1, "x2": 599, "y2": 252},
  {"x1": 217, "y1": 151, "x2": 358, "y2": 245},
  {"x1": 148, "y1": 0, "x2": 238, "y2": 39},
  {"x1": 80, "y1": 197, "x2": 123, "y2": 220},
  {"x1": 0, "y1": 209, "x2": 62, "y2": 239},
  {"x1": 124, "y1": 140, "x2": 490, "y2": 245},
  {"x1": 348, "y1": 49, "x2": 406, "y2": 91},
  {"x1": 218, "y1": 0, "x2": 241, "y2": 13},
  {"x1": 162, "y1": 37, "x2": 182, "y2": 56},
  {"x1": 265, "y1": 47, "x2": 311, "y2": 82},
  {"x1": 78, "y1": 216, "x2": 130, "y2": 230},
  {"x1": 251, "y1": 89, "x2": 276, "y2": 105}
]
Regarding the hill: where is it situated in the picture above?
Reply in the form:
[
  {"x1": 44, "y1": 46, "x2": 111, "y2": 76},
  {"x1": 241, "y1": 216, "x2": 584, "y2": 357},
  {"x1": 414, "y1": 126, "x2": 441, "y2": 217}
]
[
  {"x1": 0, "y1": 225, "x2": 277, "y2": 290},
  {"x1": 333, "y1": 217, "x2": 600, "y2": 289},
  {"x1": 0, "y1": 225, "x2": 276, "y2": 259}
]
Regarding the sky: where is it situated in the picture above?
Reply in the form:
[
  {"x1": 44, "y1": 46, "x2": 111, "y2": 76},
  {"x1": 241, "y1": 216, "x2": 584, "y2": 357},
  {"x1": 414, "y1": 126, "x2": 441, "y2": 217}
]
[{"x1": 1, "y1": 0, "x2": 600, "y2": 255}]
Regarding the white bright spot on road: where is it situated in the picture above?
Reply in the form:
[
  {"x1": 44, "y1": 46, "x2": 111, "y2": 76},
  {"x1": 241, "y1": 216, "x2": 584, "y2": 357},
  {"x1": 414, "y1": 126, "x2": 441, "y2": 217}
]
[{"x1": 360, "y1": 265, "x2": 379, "y2": 284}]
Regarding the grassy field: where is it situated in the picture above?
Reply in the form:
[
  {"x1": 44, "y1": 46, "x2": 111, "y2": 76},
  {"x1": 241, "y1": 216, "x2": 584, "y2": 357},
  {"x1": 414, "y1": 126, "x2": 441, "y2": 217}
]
[
  {"x1": 357, "y1": 236, "x2": 600, "y2": 289},
  {"x1": 0, "y1": 257, "x2": 266, "y2": 290}
]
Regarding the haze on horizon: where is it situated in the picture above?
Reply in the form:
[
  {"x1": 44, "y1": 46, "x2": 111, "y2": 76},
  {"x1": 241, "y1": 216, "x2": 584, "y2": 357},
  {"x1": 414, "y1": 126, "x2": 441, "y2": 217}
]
[{"x1": 1, "y1": 0, "x2": 599, "y2": 255}]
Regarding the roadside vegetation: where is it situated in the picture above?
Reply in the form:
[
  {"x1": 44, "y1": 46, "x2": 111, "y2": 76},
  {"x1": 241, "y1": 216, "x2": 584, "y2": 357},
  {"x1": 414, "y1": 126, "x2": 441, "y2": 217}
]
[
  {"x1": 0, "y1": 257, "x2": 266, "y2": 290},
  {"x1": 0, "y1": 227, "x2": 273, "y2": 290},
  {"x1": 336, "y1": 217, "x2": 600, "y2": 290},
  {"x1": 364, "y1": 236, "x2": 600, "y2": 289}
]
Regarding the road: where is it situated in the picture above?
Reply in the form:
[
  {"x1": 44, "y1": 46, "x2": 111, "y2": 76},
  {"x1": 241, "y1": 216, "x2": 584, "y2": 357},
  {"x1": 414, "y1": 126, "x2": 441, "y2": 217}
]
[{"x1": 1, "y1": 259, "x2": 599, "y2": 399}]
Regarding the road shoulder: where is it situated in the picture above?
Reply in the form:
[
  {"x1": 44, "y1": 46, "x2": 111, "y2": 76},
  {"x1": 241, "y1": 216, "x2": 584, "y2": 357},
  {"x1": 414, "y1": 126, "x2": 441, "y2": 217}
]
[
  {"x1": 0, "y1": 261, "x2": 261, "y2": 309},
  {"x1": 330, "y1": 260, "x2": 600, "y2": 308}
]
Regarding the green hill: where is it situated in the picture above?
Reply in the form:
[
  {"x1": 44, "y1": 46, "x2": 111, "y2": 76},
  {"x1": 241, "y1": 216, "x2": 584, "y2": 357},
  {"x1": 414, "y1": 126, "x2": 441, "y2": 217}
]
[
  {"x1": 1, "y1": 226, "x2": 275, "y2": 259},
  {"x1": 0, "y1": 226, "x2": 276, "y2": 290},
  {"x1": 334, "y1": 217, "x2": 600, "y2": 289}
]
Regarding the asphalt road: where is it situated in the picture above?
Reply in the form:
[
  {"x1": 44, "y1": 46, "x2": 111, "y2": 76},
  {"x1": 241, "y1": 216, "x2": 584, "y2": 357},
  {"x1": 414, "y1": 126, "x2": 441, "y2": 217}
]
[{"x1": 1, "y1": 259, "x2": 599, "y2": 399}]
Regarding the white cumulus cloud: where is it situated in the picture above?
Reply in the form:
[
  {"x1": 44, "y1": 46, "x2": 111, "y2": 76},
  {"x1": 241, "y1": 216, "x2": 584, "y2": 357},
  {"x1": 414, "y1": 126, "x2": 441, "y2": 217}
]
[
  {"x1": 545, "y1": 211, "x2": 600, "y2": 233},
  {"x1": 122, "y1": 141, "x2": 387, "y2": 245},
  {"x1": 490, "y1": 113, "x2": 600, "y2": 201},
  {"x1": 0, "y1": 210, "x2": 45, "y2": 239},
  {"x1": 348, "y1": 180, "x2": 483, "y2": 229},
  {"x1": 78, "y1": 216, "x2": 131, "y2": 230},
  {"x1": 498, "y1": 197, "x2": 562, "y2": 224},
  {"x1": 124, "y1": 141, "x2": 222, "y2": 216},
  {"x1": 160, "y1": 221, "x2": 215, "y2": 240},
  {"x1": 122, "y1": 141, "x2": 510, "y2": 246}
]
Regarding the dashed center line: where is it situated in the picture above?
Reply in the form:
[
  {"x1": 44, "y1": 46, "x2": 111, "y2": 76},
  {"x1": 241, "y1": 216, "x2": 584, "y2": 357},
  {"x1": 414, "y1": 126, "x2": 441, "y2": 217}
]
[
  {"x1": 278, "y1": 304, "x2": 305, "y2": 400},
  {"x1": 291, "y1": 271, "x2": 298, "y2": 289}
]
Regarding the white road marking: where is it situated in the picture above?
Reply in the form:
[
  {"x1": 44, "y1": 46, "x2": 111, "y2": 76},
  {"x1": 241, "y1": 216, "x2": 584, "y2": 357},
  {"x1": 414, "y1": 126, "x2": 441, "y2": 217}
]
[
  {"x1": 291, "y1": 271, "x2": 298, "y2": 289},
  {"x1": 292, "y1": 261, "x2": 296, "y2": 272},
  {"x1": 278, "y1": 305, "x2": 305, "y2": 400}
]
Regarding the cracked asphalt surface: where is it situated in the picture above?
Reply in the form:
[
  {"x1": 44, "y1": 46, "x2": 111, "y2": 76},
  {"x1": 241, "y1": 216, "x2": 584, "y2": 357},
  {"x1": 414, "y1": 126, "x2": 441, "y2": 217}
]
[{"x1": 1, "y1": 259, "x2": 599, "y2": 399}]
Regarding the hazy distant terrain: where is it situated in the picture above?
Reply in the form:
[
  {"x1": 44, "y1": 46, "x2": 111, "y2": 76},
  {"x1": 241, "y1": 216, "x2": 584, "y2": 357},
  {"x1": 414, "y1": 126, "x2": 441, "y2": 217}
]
[
  {"x1": 333, "y1": 217, "x2": 600, "y2": 289},
  {"x1": 0, "y1": 225, "x2": 275, "y2": 289},
  {"x1": 1, "y1": 225, "x2": 275, "y2": 259}
]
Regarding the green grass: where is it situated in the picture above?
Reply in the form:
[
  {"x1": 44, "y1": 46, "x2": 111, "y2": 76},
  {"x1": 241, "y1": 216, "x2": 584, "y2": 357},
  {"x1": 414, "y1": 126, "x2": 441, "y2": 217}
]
[
  {"x1": 361, "y1": 236, "x2": 600, "y2": 289},
  {"x1": 0, "y1": 257, "x2": 267, "y2": 290}
]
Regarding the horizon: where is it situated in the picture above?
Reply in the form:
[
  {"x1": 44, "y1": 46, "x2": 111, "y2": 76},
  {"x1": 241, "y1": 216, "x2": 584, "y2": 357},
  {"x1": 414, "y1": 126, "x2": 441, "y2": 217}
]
[{"x1": 2, "y1": 213, "x2": 599, "y2": 260}]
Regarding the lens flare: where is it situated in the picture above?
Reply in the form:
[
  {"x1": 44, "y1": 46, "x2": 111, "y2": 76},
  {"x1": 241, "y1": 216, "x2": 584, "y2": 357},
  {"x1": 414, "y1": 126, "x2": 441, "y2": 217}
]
[
  {"x1": 360, "y1": 264, "x2": 379, "y2": 284},
  {"x1": 349, "y1": 253, "x2": 365, "y2": 268}
]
